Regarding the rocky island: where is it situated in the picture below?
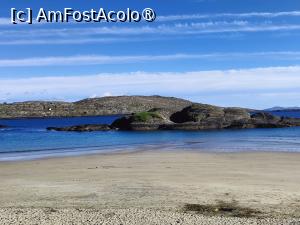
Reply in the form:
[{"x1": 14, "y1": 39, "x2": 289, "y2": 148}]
[
  {"x1": 1, "y1": 95, "x2": 299, "y2": 131},
  {"x1": 45, "y1": 101, "x2": 300, "y2": 132}
]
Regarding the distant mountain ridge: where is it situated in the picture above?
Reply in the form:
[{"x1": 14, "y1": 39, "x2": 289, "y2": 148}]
[{"x1": 265, "y1": 106, "x2": 300, "y2": 111}]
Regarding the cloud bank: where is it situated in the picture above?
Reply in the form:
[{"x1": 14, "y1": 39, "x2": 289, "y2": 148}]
[
  {"x1": 158, "y1": 11, "x2": 300, "y2": 21},
  {"x1": 1, "y1": 52, "x2": 300, "y2": 67},
  {"x1": 1, "y1": 19, "x2": 300, "y2": 45},
  {"x1": 1, "y1": 66, "x2": 300, "y2": 108}
]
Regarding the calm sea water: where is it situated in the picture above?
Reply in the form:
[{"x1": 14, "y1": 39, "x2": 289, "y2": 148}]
[{"x1": 0, "y1": 111, "x2": 300, "y2": 161}]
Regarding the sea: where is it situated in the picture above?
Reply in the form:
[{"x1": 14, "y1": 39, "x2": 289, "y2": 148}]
[{"x1": 0, "y1": 111, "x2": 300, "y2": 161}]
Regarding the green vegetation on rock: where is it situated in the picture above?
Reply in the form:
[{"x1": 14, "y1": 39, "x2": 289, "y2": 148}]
[{"x1": 132, "y1": 112, "x2": 163, "y2": 122}]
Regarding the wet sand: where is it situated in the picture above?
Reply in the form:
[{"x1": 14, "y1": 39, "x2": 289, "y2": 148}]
[{"x1": 0, "y1": 150, "x2": 300, "y2": 224}]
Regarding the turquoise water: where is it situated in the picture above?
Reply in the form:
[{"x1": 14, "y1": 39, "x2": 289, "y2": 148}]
[{"x1": 0, "y1": 112, "x2": 300, "y2": 161}]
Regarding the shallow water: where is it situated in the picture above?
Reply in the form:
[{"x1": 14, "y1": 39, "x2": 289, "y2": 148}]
[{"x1": 0, "y1": 112, "x2": 300, "y2": 161}]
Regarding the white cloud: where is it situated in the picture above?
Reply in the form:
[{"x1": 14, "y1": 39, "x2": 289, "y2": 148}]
[
  {"x1": 1, "y1": 66, "x2": 300, "y2": 108},
  {"x1": 0, "y1": 37, "x2": 135, "y2": 45},
  {"x1": 103, "y1": 92, "x2": 113, "y2": 97},
  {"x1": 2, "y1": 21, "x2": 300, "y2": 36},
  {"x1": 0, "y1": 18, "x2": 10, "y2": 25},
  {"x1": 0, "y1": 52, "x2": 299, "y2": 67},
  {"x1": 1, "y1": 20, "x2": 300, "y2": 45},
  {"x1": 158, "y1": 11, "x2": 300, "y2": 22}
]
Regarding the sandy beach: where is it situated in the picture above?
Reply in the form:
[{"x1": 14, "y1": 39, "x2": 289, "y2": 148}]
[{"x1": 1, "y1": 150, "x2": 300, "y2": 224}]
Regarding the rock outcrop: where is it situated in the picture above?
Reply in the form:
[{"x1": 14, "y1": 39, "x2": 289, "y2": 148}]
[
  {"x1": 47, "y1": 124, "x2": 113, "y2": 132},
  {"x1": 112, "y1": 104, "x2": 300, "y2": 131},
  {"x1": 251, "y1": 112, "x2": 300, "y2": 128},
  {"x1": 0, "y1": 96, "x2": 191, "y2": 119},
  {"x1": 111, "y1": 110, "x2": 171, "y2": 131},
  {"x1": 46, "y1": 102, "x2": 300, "y2": 132}
]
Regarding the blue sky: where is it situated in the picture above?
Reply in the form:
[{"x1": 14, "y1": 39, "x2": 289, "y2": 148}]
[{"x1": 0, "y1": 0, "x2": 300, "y2": 109}]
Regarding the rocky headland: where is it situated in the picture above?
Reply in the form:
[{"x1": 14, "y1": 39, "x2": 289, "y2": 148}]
[
  {"x1": 46, "y1": 101, "x2": 300, "y2": 132},
  {"x1": 110, "y1": 104, "x2": 300, "y2": 131},
  {"x1": 0, "y1": 96, "x2": 191, "y2": 119},
  {"x1": 1, "y1": 95, "x2": 299, "y2": 131}
]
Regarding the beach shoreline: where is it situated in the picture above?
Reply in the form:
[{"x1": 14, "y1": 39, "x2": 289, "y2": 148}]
[{"x1": 1, "y1": 150, "x2": 300, "y2": 224}]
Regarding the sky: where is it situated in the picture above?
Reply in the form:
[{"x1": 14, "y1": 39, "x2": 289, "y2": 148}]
[{"x1": 0, "y1": 0, "x2": 300, "y2": 109}]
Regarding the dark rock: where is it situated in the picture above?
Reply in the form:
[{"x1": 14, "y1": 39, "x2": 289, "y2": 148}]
[
  {"x1": 281, "y1": 117, "x2": 300, "y2": 126},
  {"x1": 112, "y1": 105, "x2": 300, "y2": 131},
  {"x1": 250, "y1": 112, "x2": 287, "y2": 128},
  {"x1": 170, "y1": 104, "x2": 224, "y2": 124},
  {"x1": 224, "y1": 108, "x2": 251, "y2": 123},
  {"x1": 251, "y1": 112, "x2": 281, "y2": 123},
  {"x1": 111, "y1": 116, "x2": 132, "y2": 130},
  {"x1": 47, "y1": 124, "x2": 112, "y2": 132},
  {"x1": 160, "y1": 122, "x2": 204, "y2": 130},
  {"x1": 222, "y1": 108, "x2": 252, "y2": 129},
  {"x1": 169, "y1": 104, "x2": 251, "y2": 130},
  {"x1": 111, "y1": 111, "x2": 169, "y2": 131},
  {"x1": 225, "y1": 121, "x2": 256, "y2": 129}
]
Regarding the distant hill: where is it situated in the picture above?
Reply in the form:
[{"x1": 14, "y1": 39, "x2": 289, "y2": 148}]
[
  {"x1": 0, "y1": 96, "x2": 192, "y2": 119},
  {"x1": 264, "y1": 106, "x2": 300, "y2": 111}
]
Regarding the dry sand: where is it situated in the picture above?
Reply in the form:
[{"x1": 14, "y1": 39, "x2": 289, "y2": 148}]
[{"x1": 0, "y1": 150, "x2": 300, "y2": 224}]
